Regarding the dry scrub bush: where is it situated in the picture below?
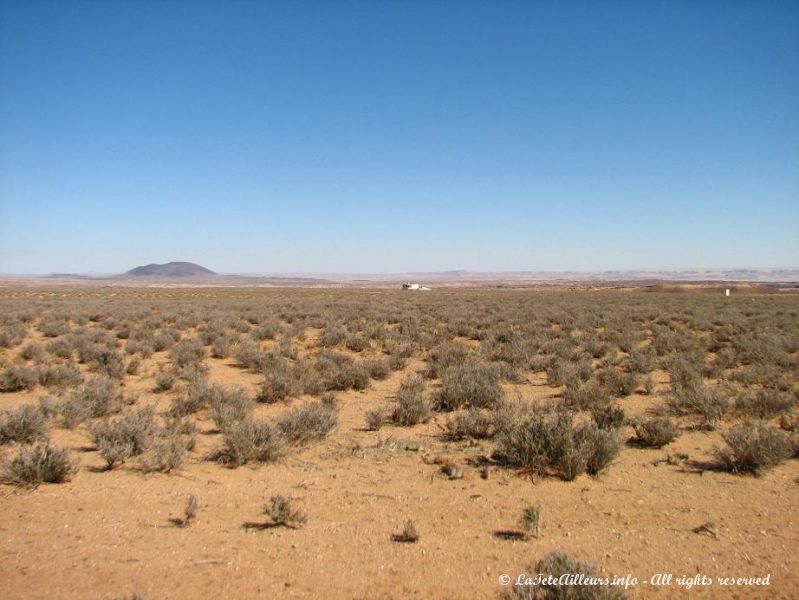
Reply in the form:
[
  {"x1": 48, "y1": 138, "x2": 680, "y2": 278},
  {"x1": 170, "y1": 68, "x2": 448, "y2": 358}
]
[
  {"x1": 444, "y1": 407, "x2": 496, "y2": 440},
  {"x1": 392, "y1": 374, "x2": 431, "y2": 426},
  {"x1": 91, "y1": 406, "x2": 156, "y2": 468},
  {"x1": 668, "y1": 384, "x2": 729, "y2": 429},
  {"x1": 262, "y1": 495, "x2": 306, "y2": 529},
  {"x1": 153, "y1": 371, "x2": 177, "y2": 392},
  {"x1": 142, "y1": 434, "x2": 187, "y2": 473},
  {"x1": 501, "y1": 551, "x2": 627, "y2": 600},
  {"x1": 424, "y1": 341, "x2": 469, "y2": 379},
  {"x1": 631, "y1": 417, "x2": 680, "y2": 448},
  {"x1": 436, "y1": 360, "x2": 504, "y2": 411},
  {"x1": 598, "y1": 367, "x2": 639, "y2": 397},
  {"x1": 735, "y1": 389, "x2": 794, "y2": 420},
  {"x1": 37, "y1": 363, "x2": 83, "y2": 389},
  {"x1": 219, "y1": 418, "x2": 286, "y2": 466},
  {"x1": 208, "y1": 386, "x2": 252, "y2": 432},
  {"x1": 2, "y1": 441, "x2": 75, "y2": 487},
  {"x1": 365, "y1": 408, "x2": 385, "y2": 431},
  {"x1": 496, "y1": 410, "x2": 620, "y2": 480},
  {"x1": 563, "y1": 381, "x2": 610, "y2": 411},
  {"x1": 392, "y1": 520, "x2": 419, "y2": 543},
  {"x1": 0, "y1": 366, "x2": 38, "y2": 392},
  {"x1": 0, "y1": 404, "x2": 47, "y2": 444},
  {"x1": 58, "y1": 376, "x2": 122, "y2": 427},
  {"x1": 20, "y1": 342, "x2": 46, "y2": 361},
  {"x1": 168, "y1": 376, "x2": 224, "y2": 417},
  {"x1": 275, "y1": 401, "x2": 337, "y2": 444},
  {"x1": 716, "y1": 423, "x2": 792, "y2": 475},
  {"x1": 590, "y1": 404, "x2": 626, "y2": 430}
]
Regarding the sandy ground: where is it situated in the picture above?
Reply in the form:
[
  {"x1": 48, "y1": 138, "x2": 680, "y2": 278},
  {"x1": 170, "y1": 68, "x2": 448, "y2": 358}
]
[{"x1": 1, "y1": 346, "x2": 797, "y2": 600}]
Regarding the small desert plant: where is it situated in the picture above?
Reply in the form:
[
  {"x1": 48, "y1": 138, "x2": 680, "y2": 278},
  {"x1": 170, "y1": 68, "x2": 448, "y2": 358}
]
[
  {"x1": 632, "y1": 417, "x2": 680, "y2": 448},
  {"x1": 37, "y1": 363, "x2": 83, "y2": 389},
  {"x1": 91, "y1": 406, "x2": 156, "y2": 469},
  {"x1": 365, "y1": 408, "x2": 385, "y2": 431},
  {"x1": 392, "y1": 519, "x2": 419, "y2": 543},
  {"x1": 520, "y1": 504, "x2": 542, "y2": 539},
  {"x1": 208, "y1": 386, "x2": 252, "y2": 432},
  {"x1": 2, "y1": 441, "x2": 75, "y2": 486},
  {"x1": 444, "y1": 407, "x2": 496, "y2": 440},
  {"x1": 668, "y1": 384, "x2": 729, "y2": 429},
  {"x1": 599, "y1": 367, "x2": 639, "y2": 397},
  {"x1": 501, "y1": 551, "x2": 627, "y2": 600},
  {"x1": 716, "y1": 423, "x2": 792, "y2": 475},
  {"x1": 171, "y1": 494, "x2": 198, "y2": 527},
  {"x1": 170, "y1": 338, "x2": 205, "y2": 369},
  {"x1": 275, "y1": 401, "x2": 337, "y2": 444},
  {"x1": 153, "y1": 371, "x2": 177, "y2": 393},
  {"x1": 590, "y1": 404, "x2": 625, "y2": 430},
  {"x1": 219, "y1": 418, "x2": 286, "y2": 466},
  {"x1": 262, "y1": 495, "x2": 306, "y2": 528},
  {"x1": 142, "y1": 434, "x2": 187, "y2": 473},
  {"x1": 424, "y1": 341, "x2": 469, "y2": 379},
  {"x1": 58, "y1": 376, "x2": 122, "y2": 427},
  {"x1": 391, "y1": 374, "x2": 431, "y2": 426},
  {"x1": 436, "y1": 360, "x2": 504, "y2": 411},
  {"x1": 91, "y1": 348, "x2": 126, "y2": 379},
  {"x1": 0, "y1": 366, "x2": 38, "y2": 392},
  {"x1": 496, "y1": 410, "x2": 619, "y2": 480},
  {"x1": 365, "y1": 359, "x2": 390, "y2": 380},
  {"x1": 256, "y1": 368, "x2": 297, "y2": 404},
  {"x1": 735, "y1": 389, "x2": 794, "y2": 420},
  {"x1": 563, "y1": 381, "x2": 610, "y2": 411},
  {"x1": 0, "y1": 404, "x2": 47, "y2": 444}
]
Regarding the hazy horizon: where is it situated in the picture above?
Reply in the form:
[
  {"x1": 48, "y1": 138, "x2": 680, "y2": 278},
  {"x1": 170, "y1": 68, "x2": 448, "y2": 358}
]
[
  {"x1": 3, "y1": 262, "x2": 798, "y2": 278},
  {"x1": 2, "y1": 2, "x2": 798, "y2": 274}
]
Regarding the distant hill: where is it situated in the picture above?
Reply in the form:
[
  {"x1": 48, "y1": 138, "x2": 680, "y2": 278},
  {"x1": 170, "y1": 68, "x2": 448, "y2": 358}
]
[{"x1": 122, "y1": 262, "x2": 216, "y2": 278}]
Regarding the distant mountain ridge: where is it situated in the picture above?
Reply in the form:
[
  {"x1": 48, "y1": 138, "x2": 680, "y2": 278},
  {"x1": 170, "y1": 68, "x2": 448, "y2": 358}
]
[{"x1": 122, "y1": 262, "x2": 216, "y2": 278}]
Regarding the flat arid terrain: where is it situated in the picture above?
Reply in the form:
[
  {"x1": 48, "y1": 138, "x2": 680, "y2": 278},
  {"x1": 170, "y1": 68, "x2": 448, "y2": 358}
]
[{"x1": 1, "y1": 286, "x2": 797, "y2": 599}]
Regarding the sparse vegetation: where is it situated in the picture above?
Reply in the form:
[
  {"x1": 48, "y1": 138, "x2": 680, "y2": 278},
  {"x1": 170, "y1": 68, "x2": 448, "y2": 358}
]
[{"x1": 261, "y1": 495, "x2": 306, "y2": 528}]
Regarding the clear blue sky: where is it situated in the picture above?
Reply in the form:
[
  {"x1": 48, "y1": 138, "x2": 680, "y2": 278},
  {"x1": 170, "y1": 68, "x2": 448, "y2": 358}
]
[{"x1": 1, "y1": 1, "x2": 797, "y2": 274}]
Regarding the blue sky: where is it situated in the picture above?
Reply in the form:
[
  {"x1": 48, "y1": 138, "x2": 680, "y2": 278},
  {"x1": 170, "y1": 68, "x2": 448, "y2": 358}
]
[{"x1": 1, "y1": 1, "x2": 797, "y2": 274}]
